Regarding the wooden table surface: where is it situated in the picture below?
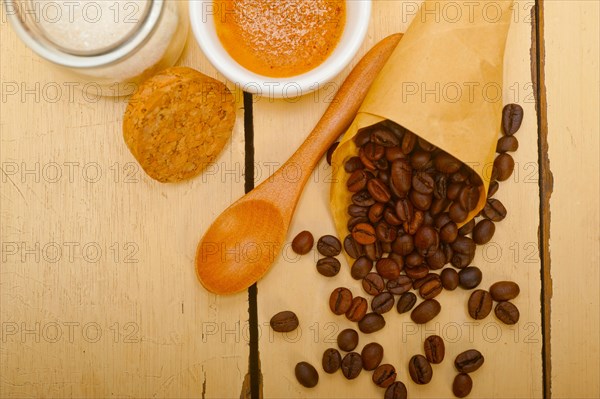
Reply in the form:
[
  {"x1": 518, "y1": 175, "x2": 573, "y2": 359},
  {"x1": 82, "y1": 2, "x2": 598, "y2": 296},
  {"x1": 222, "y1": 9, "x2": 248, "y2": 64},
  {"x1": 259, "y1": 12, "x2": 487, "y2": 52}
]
[{"x1": 0, "y1": 1, "x2": 598, "y2": 398}]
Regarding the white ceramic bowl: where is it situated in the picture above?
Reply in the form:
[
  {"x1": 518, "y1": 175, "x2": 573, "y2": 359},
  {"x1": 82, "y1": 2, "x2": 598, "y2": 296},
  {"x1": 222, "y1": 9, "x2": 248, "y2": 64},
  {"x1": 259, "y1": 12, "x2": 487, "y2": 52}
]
[{"x1": 189, "y1": 0, "x2": 371, "y2": 98}]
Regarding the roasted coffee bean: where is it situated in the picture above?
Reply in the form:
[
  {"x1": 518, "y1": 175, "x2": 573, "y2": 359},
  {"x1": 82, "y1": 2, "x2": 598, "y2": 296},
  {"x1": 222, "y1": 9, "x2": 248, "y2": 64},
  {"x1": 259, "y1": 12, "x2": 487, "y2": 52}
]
[
  {"x1": 453, "y1": 373, "x2": 473, "y2": 398},
  {"x1": 351, "y1": 256, "x2": 373, "y2": 280},
  {"x1": 362, "y1": 142, "x2": 385, "y2": 161},
  {"x1": 433, "y1": 174, "x2": 448, "y2": 199},
  {"x1": 352, "y1": 223, "x2": 377, "y2": 245},
  {"x1": 361, "y1": 342, "x2": 384, "y2": 370},
  {"x1": 413, "y1": 172, "x2": 435, "y2": 194},
  {"x1": 376, "y1": 258, "x2": 401, "y2": 280},
  {"x1": 489, "y1": 281, "x2": 520, "y2": 301},
  {"x1": 419, "y1": 277, "x2": 443, "y2": 300},
  {"x1": 395, "y1": 199, "x2": 414, "y2": 222},
  {"x1": 347, "y1": 169, "x2": 369, "y2": 192},
  {"x1": 410, "y1": 190, "x2": 433, "y2": 211},
  {"x1": 472, "y1": 219, "x2": 495, "y2": 244},
  {"x1": 344, "y1": 156, "x2": 364, "y2": 173},
  {"x1": 292, "y1": 231, "x2": 314, "y2": 255},
  {"x1": 384, "y1": 381, "x2": 408, "y2": 399},
  {"x1": 409, "y1": 354, "x2": 433, "y2": 384},
  {"x1": 440, "y1": 220, "x2": 459, "y2": 243},
  {"x1": 346, "y1": 296, "x2": 368, "y2": 322},
  {"x1": 451, "y1": 169, "x2": 469, "y2": 183},
  {"x1": 449, "y1": 202, "x2": 468, "y2": 223},
  {"x1": 451, "y1": 236, "x2": 476, "y2": 268},
  {"x1": 405, "y1": 264, "x2": 429, "y2": 280},
  {"x1": 373, "y1": 364, "x2": 397, "y2": 388},
  {"x1": 487, "y1": 180, "x2": 499, "y2": 198},
  {"x1": 442, "y1": 243, "x2": 454, "y2": 263},
  {"x1": 404, "y1": 210, "x2": 425, "y2": 234},
  {"x1": 358, "y1": 312, "x2": 386, "y2": 334},
  {"x1": 364, "y1": 241, "x2": 383, "y2": 261},
  {"x1": 458, "y1": 185, "x2": 480, "y2": 212},
  {"x1": 458, "y1": 266, "x2": 483, "y2": 289},
  {"x1": 497, "y1": 135, "x2": 519, "y2": 153},
  {"x1": 482, "y1": 199, "x2": 507, "y2": 221},
  {"x1": 326, "y1": 142, "x2": 339, "y2": 165},
  {"x1": 348, "y1": 204, "x2": 369, "y2": 217},
  {"x1": 348, "y1": 216, "x2": 369, "y2": 231},
  {"x1": 317, "y1": 235, "x2": 342, "y2": 256},
  {"x1": 358, "y1": 148, "x2": 376, "y2": 170},
  {"x1": 458, "y1": 218, "x2": 475, "y2": 236},
  {"x1": 341, "y1": 352, "x2": 363, "y2": 379},
  {"x1": 411, "y1": 299, "x2": 441, "y2": 324},
  {"x1": 295, "y1": 361, "x2": 319, "y2": 388},
  {"x1": 382, "y1": 241, "x2": 393, "y2": 254},
  {"x1": 391, "y1": 159, "x2": 413, "y2": 194},
  {"x1": 372, "y1": 292, "x2": 395, "y2": 314},
  {"x1": 423, "y1": 211, "x2": 435, "y2": 226},
  {"x1": 322, "y1": 348, "x2": 342, "y2": 374},
  {"x1": 376, "y1": 222, "x2": 397, "y2": 243},
  {"x1": 317, "y1": 257, "x2": 341, "y2": 277},
  {"x1": 384, "y1": 207, "x2": 404, "y2": 226},
  {"x1": 369, "y1": 202, "x2": 386, "y2": 223},
  {"x1": 434, "y1": 152, "x2": 462, "y2": 174},
  {"x1": 363, "y1": 273, "x2": 385, "y2": 296},
  {"x1": 413, "y1": 273, "x2": 437, "y2": 290},
  {"x1": 418, "y1": 137, "x2": 436, "y2": 151},
  {"x1": 502, "y1": 103, "x2": 524, "y2": 135},
  {"x1": 455, "y1": 349, "x2": 484, "y2": 373},
  {"x1": 337, "y1": 328, "x2": 359, "y2": 352},
  {"x1": 329, "y1": 287, "x2": 353, "y2": 315},
  {"x1": 352, "y1": 190, "x2": 375, "y2": 207},
  {"x1": 411, "y1": 150, "x2": 431, "y2": 170},
  {"x1": 401, "y1": 131, "x2": 417, "y2": 154},
  {"x1": 415, "y1": 226, "x2": 439, "y2": 256},
  {"x1": 405, "y1": 251, "x2": 424, "y2": 267},
  {"x1": 430, "y1": 197, "x2": 450, "y2": 215},
  {"x1": 387, "y1": 275, "x2": 413, "y2": 295},
  {"x1": 386, "y1": 146, "x2": 406, "y2": 161},
  {"x1": 392, "y1": 233, "x2": 414, "y2": 256},
  {"x1": 495, "y1": 301, "x2": 520, "y2": 324},
  {"x1": 424, "y1": 335, "x2": 445, "y2": 364},
  {"x1": 425, "y1": 248, "x2": 447, "y2": 270},
  {"x1": 270, "y1": 311, "x2": 299, "y2": 332},
  {"x1": 493, "y1": 153, "x2": 515, "y2": 182},
  {"x1": 397, "y1": 292, "x2": 417, "y2": 313},
  {"x1": 354, "y1": 126, "x2": 373, "y2": 146},
  {"x1": 468, "y1": 290, "x2": 493, "y2": 319},
  {"x1": 440, "y1": 268, "x2": 460, "y2": 290},
  {"x1": 372, "y1": 126, "x2": 401, "y2": 147},
  {"x1": 368, "y1": 178, "x2": 392, "y2": 203},
  {"x1": 447, "y1": 182, "x2": 463, "y2": 200}
]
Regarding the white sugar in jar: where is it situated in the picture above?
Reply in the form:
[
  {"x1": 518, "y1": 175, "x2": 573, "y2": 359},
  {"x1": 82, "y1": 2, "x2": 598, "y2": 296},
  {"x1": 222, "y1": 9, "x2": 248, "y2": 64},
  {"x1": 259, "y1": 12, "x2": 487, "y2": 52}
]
[{"x1": 5, "y1": 0, "x2": 188, "y2": 96}]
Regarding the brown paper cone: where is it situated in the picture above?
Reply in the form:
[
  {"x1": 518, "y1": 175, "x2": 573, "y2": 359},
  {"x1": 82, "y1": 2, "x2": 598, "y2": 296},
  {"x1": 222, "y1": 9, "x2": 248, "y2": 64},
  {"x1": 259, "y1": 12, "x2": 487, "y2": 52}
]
[{"x1": 331, "y1": 0, "x2": 514, "y2": 252}]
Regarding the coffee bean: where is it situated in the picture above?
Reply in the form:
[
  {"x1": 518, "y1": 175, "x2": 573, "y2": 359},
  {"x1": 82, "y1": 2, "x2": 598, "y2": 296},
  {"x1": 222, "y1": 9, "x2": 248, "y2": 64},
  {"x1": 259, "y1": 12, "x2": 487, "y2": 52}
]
[
  {"x1": 326, "y1": 142, "x2": 339, "y2": 165},
  {"x1": 408, "y1": 354, "x2": 433, "y2": 384},
  {"x1": 270, "y1": 311, "x2": 299, "y2": 332},
  {"x1": 404, "y1": 210, "x2": 425, "y2": 234},
  {"x1": 347, "y1": 169, "x2": 369, "y2": 192},
  {"x1": 410, "y1": 190, "x2": 433, "y2": 211},
  {"x1": 358, "y1": 147, "x2": 376, "y2": 170},
  {"x1": 451, "y1": 236, "x2": 476, "y2": 268},
  {"x1": 458, "y1": 266, "x2": 483, "y2": 289},
  {"x1": 395, "y1": 199, "x2": 414, "y2": 223},
  {"x1": 361, "y1": 342, "x2": 384, "y2": 370},
  {"x1": 363, "y1": 273, "x2": 385, "y2": 296},
  {"x1": 344, "y1": 156, "x2": 364, "y2": 173},
  {"x1": 440, "y1": 268, "x2": 459, "y2": 290},
  {"x1": 405, "y1": 251, "x2": 424, "y2": 267},
  {"x1": 413, "y1": 172, "x2": 434, "y2": 194},
  {"x1": 317, "y1": 235, "x2": 342, "y2": 256},
  {"x1": 387, "y1": 276, "x2": 413, "y2": 295},
  {"x1": 384, "y1": 381, "x2": 408, "y2": 399},
  {"x1": 439, "y1": 221, "x2": 459, "y2": 244},
  {"x1": 322, "y1": 348, "x2": 342, "y2": 374},
  {"x1": 401, "y1": 131, "x2": 417, "y2": 154},
  {"x1": 295, "y1": 361, "x2": 319, "y2": 388},
  {"x1": 419, "y1": 277, "x2": 443, "y2": 300},
  {"x1": 495, "y1": 301, "x2": 520, "y2": 324},
  {"x1": 468, "y1": 290, "x2": 493, "y2": 319},
  {"x1": 472, "y1": 219, "x2": 495, "y2": 245},
  {"x1": 351, "y1": 256, "x2": 373, "y2": 280},
  {"x1": 367, "y1": 178, "x2": 391, "y2": 203},
  {"x1": 352, "y1": 223, "x2": 377, "y2": 245},
  {"x1": 414, "y1": 226, "x2": 439, "y2": 256},
  {"x1": 358, "y1": 312, "x2": 386, "y2": 334},
  {"x1": 425, "y1": 248, "x2": 447, "y2": 270},
  {"x1": 489, "y1": 281, "x2": 520, "y2": 301},
  {"x1": 392, "y1": 233, "x2": 414, "y2": 256},
  {"x1": 363, "y1": 142, "x2": 385, "y2": 161},
  {"x1": 372, "y1": 126, "x2": 400, "y2": 147},
  {"x1": 337, "y1": 328, "x2": 359, "y2": 352},
  {"x1": 447, "y1": 182, "x2": 463, "y2": 200},
  {"x1": 384, "y1": 207, "x2": 404, "y2": 226},
  {"x1": 497, "y1": 135, "x2": 519, "y2": 153},
  {"x1": 458, "y1": 219, "x2": 475, "y2": 236},
  {"x1": 372, "y1": 292, "x2": 395, "y2": 314},
  {"x1": 411, "y1": 299, "x2": 441, "y2": 324},
  {"x1": 487, "y1": 180, "x2": 499, "y2": 198},
  {"x1": 345, "y1": 296, "x2": 368, "y2": 322},
  {"x1": 352, "y1": 190, "x2": 375, "y2": 207},
  {"x1": 455, "y1": 349, "x2": 484, "y2": 373},
  {"x1": 291, "y1": 231, "x2": 314, "y2": 255},
  {"x1": 386, "y1": 147, "x2": 405, "y2": 161},
  {"x1": 424, "y1": 335, "x2": 445, "y2": 364},
  {"x1": 405, "y1": 264, "x2": 429, "y2": 280},
  {"x1": 482, "y1": 199, "x2": 507, "y2": 221},
  {"x1": 354, "y1": 126, "x2": 373, "y2": 146},
  {"x1": 411, "y1": 150, "x2": 431, "y2": 170},
  {"x1": 373, "y1": 364, "x2": 397, "y2": 388},
  {"x1": 376, "y1": 221, "x2": 397, "y2": 243},
  {"x1": 458, "y1": 185, "x2": 480, "y2": 212},
  {"x1": 329, "y1": 287, "x2": 353, "y2": 315},
  {"x1": 430, "y1": 197, "x2": 450, "y2": 216},
  {"x1": 344, "y1": 234, "x2": 364, "y2": 259},
  {"x1": 341, "y1": 352, "x2": 362, "y2": 379},
  {"x1": 391, "y1": 159, "x2": 412, "y2": 194},
  {"x1": 368, "y1": 202, "x2": 385, "y2": 223},
  {"x1": 348, "y1": 204, "x2": 369, "y2": 217},
  {"x1": 502, "y1": 103, "x2": 524, "y2": 136},
  {"x1": 316, "y1": 257, "x2": 341, "y2": 277},
  {"x1": 364, "y1": 241, "x2": 383, "y2": 261},
  {"x1": 375, "y1": 258, "x2": 401, "y2": 280},
  {"x1": 434, "y1": 152, "x2": 462, "y2": 174},
  {"x1": 449, "y1": 202, "x2": 468, "y2": 223},
  {"x1": 493, "y1": 153, "x2": 515, "y2": 181},
  {"x1": 453, "y1": 373, "x2": 473, "y2": 398}
]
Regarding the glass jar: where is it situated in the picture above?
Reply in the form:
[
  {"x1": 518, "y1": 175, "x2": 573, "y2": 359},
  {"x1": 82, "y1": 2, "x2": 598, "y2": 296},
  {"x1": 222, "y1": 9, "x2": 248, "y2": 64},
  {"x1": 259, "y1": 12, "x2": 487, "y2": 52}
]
[{"x1": 4, "y1": 0, "x2": 188, "y2": 96}]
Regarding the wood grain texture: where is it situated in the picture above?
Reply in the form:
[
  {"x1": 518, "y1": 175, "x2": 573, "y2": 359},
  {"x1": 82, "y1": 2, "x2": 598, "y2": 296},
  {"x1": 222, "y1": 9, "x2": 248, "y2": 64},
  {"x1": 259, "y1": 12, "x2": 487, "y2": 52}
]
[
  {"x1": 545, "y1": 1, "x2": 600, "y2": 398},
  {"x1": 0, "y1": 7, "x2": 249, "y2": 399},
  {"x1": 254, "y1": 1, "x2": 542, "y2": 398}
]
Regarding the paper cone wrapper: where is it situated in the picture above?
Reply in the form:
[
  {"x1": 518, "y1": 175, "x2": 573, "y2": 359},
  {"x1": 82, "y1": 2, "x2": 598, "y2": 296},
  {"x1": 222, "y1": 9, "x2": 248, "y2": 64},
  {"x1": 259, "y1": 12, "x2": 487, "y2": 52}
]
[{"x1": 331, "y1": 0, "x2": 514, "y2": 250}]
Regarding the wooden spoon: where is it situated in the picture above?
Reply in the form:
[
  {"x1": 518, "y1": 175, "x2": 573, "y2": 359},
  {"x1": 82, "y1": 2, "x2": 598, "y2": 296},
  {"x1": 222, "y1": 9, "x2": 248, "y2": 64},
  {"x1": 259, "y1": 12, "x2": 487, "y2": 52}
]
[{"x1": 196, "y1": 33, "x2": 403, "y2": 294}]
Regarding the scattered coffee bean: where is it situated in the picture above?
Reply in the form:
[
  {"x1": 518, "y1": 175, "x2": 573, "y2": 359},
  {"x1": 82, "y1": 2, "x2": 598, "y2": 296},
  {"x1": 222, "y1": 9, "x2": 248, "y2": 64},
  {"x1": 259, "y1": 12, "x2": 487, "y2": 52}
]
[
  {"x1": 418, "y1": 275, "x2": 443, "y2": 300},
  {"x1": 424, "y1": 335, "x2": 445, "y2": 364},
  {"x1": 495, "y1": 301, "x2": 520, "y2": 325},
  {"x1": 361, "y1": 342, "x2": 384, "y2": 371},
  {"x1": 493, "y1": 153, "x2": 515, "y2": 181},
  {"x1": 316, "y1": 257, "x2": 341, "y2": 277},
  {"x1": 468, "y1": 290, "x2": 493, "y2": 319},
  {"x1": 326, "y1": 142, "x2": 340, "y2": 165},
  {"x1": 317, "y1": 235, "x2": 342, "y2": 256},
  {"x1": 385, "y1": 381, "x2": 408, "y2": 399},
  {"x1": 295, "y1": 361, "x2": 319, "y2": 388},
  {"x1": 358, "y1": 312, "x2": 386, "y2": 334},
  {"x1": 441, "y1": 268, "x2": 460, "y2": 290},
  {"x1": 363, "y1": 272, "x2": 385, "y2": 296},
  {"x1": 411, "y1": 299, "x2": 441, "y2": 324},
  {"x1": 344, "y1": 234, "x2": 364, "y2": 259},
  {"x1": 487, "y1": 180, "x2": 499, "y2": 198},
  {"x1": 387, "y1": 275, "x2": 413, "y2": 295},
  {"x1": 341, "y1": 352, "x2": 363, "y2": 379},
  {"x1": 458, "y1": 219, "x2": 475, "y2": 236},
  {"x1": 346, "y1": 296, "x2": 368, "y2": 322},
  {"x1": 451, "y1": 236, "x2": 476, "y2": 268},
  {"x1": 351, "y1": 256, "x2": 373, "y2": 280},
  {"x1": 376, "y1": 258, "x2": 401, "y2": 280},
  {"x1": 489, "y1": 281, "x2": 520, "y2": 301},
  {"x1": 292, "y1": 231, "x2": 314, "y2": 255},
  {"x1": 373, "y1": 364, "x2": 397, "y2": 388},
  {"x1": 453, "y1": 373, "x2": 473, "y2": 398},
  {"x1": 397, "y1": 292, "x2": 418, "y2": 314},
  {"x1": 459, "y1": 266, "x2": 483, "y2": 289},
  {"x1": 502, "y1": 103, "x2": 524, "y2": 136},
  {"x1": 472, "y1": 219, "x2": 495, "y2": 245},
  {"x1": 482, "y1": 199, "x2": 507, "y2": 222},
  {"x1": 270, "y1": 311, "x2": 299, "y2": 332},
  {"x1": 409, "y1": 354, "x2": 433, "y2": 384},
  {"x1": 352, "y1": 223, "x2": 377, "y2": 245},
  {"x1": 337, "y1": 328, "x2": 359, "y2": 352},
  {"x1": 329, "y1": 287, "x2": 353, "y2": 315},
  {"x1": 455, "y1": 349, "x2": 484, "y2": 373},
  {"x1": 497, "y1": 135, "x2": 519, "y2": 153},
  {"x1": 322, "y1": 348, "x2": 342, "y2": 374}
]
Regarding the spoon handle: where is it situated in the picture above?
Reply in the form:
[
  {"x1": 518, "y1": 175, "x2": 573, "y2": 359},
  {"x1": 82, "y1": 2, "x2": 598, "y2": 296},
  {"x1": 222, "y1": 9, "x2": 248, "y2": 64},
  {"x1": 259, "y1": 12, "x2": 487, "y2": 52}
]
[{"x1": 252, "y1": 33, "x2": 403, "y2": 211}]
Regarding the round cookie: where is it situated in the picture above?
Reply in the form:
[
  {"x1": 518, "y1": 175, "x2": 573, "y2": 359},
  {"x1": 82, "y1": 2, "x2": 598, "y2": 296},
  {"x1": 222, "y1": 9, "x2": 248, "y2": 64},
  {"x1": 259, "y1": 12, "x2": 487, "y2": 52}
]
[{"x1": 123, "y1": 67, "x2": 236, "y2": 183}]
